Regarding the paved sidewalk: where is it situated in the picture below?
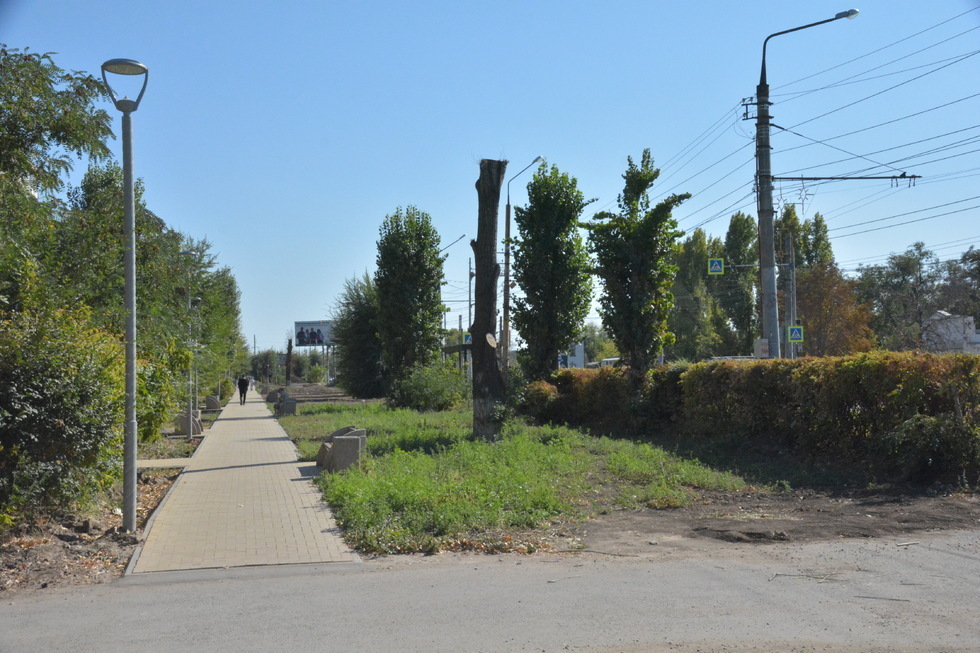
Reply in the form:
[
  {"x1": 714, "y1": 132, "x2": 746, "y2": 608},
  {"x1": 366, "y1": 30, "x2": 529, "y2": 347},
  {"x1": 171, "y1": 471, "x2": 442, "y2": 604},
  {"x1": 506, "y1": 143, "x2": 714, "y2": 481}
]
[{"x1": 131, "y1": 394, "x2": 356, "y2": 573}]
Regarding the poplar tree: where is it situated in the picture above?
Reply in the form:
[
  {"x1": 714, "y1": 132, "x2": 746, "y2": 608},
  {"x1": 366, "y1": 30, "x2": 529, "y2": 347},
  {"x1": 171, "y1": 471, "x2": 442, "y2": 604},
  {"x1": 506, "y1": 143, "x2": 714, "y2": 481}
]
[
  {"x1": 586, "y1": 150, "x2": 689, "y2": 378},
  {"x1": 512, "y1": 163, "x2": 594, "y2": 380},
  {"x1": 374, "y1": 206, "x2": 445, "y2": 386}
]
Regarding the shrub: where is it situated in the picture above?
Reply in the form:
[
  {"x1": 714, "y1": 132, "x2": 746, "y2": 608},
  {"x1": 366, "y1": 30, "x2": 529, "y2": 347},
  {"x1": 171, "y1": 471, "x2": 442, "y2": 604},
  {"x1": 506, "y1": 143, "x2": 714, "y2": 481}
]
[
  {"x1": 0, "y1": 307, "x2": 124, "y2": 519},
  {"x1": 883, "y1": 414, "x2": 980, "y2": 485},
  {"x1": 521, "y1": 380, "x2": 559, "y2": 423},
  {"x1": 387, "y1": 360, "x2": 469, "y2": 412}
]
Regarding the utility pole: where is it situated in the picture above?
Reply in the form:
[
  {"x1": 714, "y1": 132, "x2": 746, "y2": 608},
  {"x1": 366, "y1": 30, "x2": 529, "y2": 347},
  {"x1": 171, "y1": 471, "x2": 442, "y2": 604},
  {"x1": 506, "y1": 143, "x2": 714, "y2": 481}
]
[
  {"x1": 756, "y1": 64, "x2": 780, "y2": 359},
  {"x1": 785, "y1": 231, "x2": 798, "y2": 359},
  {"x1": 754, "y1": 9, "x2": 860, "y2": 359}
]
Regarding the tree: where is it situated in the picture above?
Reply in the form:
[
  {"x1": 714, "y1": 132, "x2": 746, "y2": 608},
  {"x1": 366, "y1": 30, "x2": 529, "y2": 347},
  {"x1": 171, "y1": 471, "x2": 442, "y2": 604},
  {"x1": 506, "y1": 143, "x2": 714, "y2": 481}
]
[
  {"x1": 856, "y1": 242, "x2": 943, "y2": 350},
  {"x1": 796, "y1": 262, "x2": 874, "y2": 356},
  {"x1": 332, "y1": 273, "x2": 386, "y2": 398},
  {"x1": 0, "y1": 47, "x2": 112, "y2": 195},
  {"x1": 581, "y1": 322, "x2": 618, "y2": 363},
  {"x1": 512, "y1": 163, "x2": 594, "y2": 380},
  {"x1": 668, "y1": 229, "x2": 726, "y2": 361},
  {"x1": 719, "y1": 212, "x2": 758, "y2": 355},
  {"x1": 374, "y1": 206, "x2": 445, "y2": 387},
  {"x1": 586, "y1": 150, "x2": 689, "y2": 378}
]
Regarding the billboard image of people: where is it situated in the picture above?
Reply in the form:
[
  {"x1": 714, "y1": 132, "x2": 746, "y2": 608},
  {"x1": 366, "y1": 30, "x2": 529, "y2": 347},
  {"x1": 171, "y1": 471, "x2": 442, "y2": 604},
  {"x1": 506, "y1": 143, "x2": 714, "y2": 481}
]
[{"x1": 294, "y1": 320, "x2": 334, "y2": 347}]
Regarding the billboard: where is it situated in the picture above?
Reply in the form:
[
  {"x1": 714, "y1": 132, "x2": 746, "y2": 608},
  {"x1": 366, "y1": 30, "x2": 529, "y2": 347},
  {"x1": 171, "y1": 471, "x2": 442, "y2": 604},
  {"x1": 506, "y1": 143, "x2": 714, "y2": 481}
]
[{"x1": 294, "y1": 320, "x2": 334, "y2": 347}]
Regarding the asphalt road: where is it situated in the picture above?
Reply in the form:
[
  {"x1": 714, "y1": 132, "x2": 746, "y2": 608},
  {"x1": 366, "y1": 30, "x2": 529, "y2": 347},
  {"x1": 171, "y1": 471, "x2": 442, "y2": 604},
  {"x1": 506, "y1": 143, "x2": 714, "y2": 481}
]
[{"x1": 2, "y1": 529, "x2": 978, "y2": 652}]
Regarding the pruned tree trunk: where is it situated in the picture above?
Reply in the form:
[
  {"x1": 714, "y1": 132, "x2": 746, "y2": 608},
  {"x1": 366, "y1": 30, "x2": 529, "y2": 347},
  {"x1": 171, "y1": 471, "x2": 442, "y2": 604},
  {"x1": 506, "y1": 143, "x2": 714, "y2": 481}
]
[
  {"x1": 285, "y1": 338, "x2": 293, "y2": 386},
  {"x1": 471, "y1": 159, "x2": 508, "y2": 442}
]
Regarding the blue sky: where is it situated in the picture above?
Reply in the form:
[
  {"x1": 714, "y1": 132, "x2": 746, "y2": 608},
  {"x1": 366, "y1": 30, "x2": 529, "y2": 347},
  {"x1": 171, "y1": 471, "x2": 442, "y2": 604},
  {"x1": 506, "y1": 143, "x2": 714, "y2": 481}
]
[{"x1": 5, "y1": 1, "x2": 980, "y2": 352}]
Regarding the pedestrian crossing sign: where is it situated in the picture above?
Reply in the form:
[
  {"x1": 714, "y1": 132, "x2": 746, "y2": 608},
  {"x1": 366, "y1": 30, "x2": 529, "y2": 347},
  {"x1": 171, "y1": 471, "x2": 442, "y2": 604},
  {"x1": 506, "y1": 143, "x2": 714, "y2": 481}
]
[
  {"x1": 708, "y1": 258, "x2": 724, "y2": 275},
  {"x1": 788, "y1": 326, "x2": 804, "y2": 343},
  {"x1": 464, "y1": 332, "x2": 472, "y2": 345}
]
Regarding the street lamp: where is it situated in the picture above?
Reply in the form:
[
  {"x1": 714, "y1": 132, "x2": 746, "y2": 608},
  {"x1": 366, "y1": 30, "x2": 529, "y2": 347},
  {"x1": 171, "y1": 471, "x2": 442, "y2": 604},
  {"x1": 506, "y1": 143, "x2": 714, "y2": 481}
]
[
  {"x1": 502, "y1": 155, "x2": 543, "y2": 372},
  {"x1": 102, "y1": 58, "x2": 148, "y2": 533},
  {"x1": 755, "y1": 10, "x2": 857, "y2": 358}
]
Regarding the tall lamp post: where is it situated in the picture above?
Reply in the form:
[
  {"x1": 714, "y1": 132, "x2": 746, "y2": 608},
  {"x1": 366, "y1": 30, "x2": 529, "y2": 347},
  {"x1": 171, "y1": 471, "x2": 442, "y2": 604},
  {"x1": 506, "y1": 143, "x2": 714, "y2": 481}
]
[
  {"x1": 756, "y1": 10, "x2": 857, "y2": 358},
  {"x1": 101, "y1": 58, "x2": 148, "y2": 532},
  {"x1": 502, "y1": 155, "x2": 543, "y2": 371},
  {"x1": 179, "y1": 251, "x2": 198, "y2": 438}
]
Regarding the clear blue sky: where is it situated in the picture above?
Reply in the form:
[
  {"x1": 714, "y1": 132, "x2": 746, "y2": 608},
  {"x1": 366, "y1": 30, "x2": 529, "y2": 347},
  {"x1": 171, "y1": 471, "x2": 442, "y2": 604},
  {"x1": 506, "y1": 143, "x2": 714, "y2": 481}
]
[{"x1": 5, "y1": 1, "x2": 980, "y2": 352}]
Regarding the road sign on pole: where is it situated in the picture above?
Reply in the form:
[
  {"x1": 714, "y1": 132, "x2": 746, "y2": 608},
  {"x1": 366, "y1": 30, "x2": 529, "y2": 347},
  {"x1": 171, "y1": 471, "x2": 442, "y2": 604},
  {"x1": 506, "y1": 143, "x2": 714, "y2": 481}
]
[
  {"x1": 708, "y1": 258, "x2": 724, "y2": 275},
  {"x1": 788, "y1": 326, "x2": 804, "y2": 343}
]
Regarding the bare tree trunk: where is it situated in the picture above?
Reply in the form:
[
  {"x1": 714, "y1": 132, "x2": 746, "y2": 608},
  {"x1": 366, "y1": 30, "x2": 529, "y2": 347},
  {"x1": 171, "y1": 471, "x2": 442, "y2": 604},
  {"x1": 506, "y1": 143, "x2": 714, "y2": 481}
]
[{"x1": 471, "y1": 159, "x2": 508, "y2": 442}]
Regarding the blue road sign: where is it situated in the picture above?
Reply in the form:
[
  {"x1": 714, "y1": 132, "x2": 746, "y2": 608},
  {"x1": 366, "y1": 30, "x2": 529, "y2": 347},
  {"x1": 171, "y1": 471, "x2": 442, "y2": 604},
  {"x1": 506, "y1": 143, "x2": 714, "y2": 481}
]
[
  {"x1": 788, "y1": 326, "x2": 804, "y2": 343},
  {"x1": 708, "y1": 258, "x2": 724, "y2": 275},
  {"x1": 464, "y1": 332, "x2": 472, "y2": 345}
]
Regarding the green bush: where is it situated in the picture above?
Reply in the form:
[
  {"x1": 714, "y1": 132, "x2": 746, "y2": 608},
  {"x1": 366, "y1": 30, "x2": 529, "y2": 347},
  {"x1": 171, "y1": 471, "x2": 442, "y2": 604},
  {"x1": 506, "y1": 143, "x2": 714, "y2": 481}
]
[
  {"x1": 883, "y1": 414, "x2": 980, "y2": 485},
  {"x1": 520, "y1": 380, "x2": 559, "y2": 423},
  {"x1": 387, "y1": 360, "x2": 469, "y2": 412},
  {"x1": 0, "y1": 307, "x2": 124, "y2": 520}
]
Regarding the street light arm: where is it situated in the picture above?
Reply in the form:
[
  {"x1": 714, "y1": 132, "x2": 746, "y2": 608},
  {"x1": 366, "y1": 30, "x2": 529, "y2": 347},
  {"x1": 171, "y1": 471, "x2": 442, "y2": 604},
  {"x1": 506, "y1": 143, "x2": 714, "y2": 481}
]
[
  {"x1": 506, "y1": 155, "x2": 544, "y2": 204},
  {"x1": 760, "y1": 9, "x2": 859, "y2": 85}
]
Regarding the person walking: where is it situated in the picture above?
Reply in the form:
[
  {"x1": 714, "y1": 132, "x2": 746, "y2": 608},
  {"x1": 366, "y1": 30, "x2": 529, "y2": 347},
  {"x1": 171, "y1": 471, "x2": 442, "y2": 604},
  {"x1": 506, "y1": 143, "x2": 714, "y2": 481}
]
[{"x1": 237, "y1": 376, "x2": 249, "y2": 405}]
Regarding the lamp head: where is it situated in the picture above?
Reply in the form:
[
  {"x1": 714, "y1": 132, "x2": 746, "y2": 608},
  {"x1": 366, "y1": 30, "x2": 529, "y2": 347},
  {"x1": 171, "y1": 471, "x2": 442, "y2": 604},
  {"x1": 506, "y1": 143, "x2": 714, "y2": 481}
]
[
  {"x1": 101, "y1": 58, "x2": 148, "y2": 113},
  {"x1": 836, "y1": 8, "x2": 859, "y2": 19}
]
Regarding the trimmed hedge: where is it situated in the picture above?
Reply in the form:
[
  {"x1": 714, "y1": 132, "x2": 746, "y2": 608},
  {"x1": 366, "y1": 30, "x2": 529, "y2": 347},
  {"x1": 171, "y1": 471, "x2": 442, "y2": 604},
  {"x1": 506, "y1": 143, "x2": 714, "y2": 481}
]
[{"x1": 520, "y1": 352, "x2": 980, "y2": 485}]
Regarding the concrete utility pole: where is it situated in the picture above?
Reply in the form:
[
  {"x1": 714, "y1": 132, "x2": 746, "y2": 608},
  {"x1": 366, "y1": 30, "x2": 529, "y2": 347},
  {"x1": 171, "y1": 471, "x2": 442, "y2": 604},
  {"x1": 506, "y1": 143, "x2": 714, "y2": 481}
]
[
  {"x1": 785, "y1": 231, "x2": 798, "y2": 359},
  {"x1": 755, "y1": 9, "x2": 858, "y2": 359}
]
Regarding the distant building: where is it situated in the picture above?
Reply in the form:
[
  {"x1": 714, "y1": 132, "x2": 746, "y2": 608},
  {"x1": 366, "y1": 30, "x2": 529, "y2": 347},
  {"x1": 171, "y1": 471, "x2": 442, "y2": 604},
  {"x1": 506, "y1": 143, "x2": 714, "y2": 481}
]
[{"x1": 922, "y1": 311, "x2": 980, "y2": 354}]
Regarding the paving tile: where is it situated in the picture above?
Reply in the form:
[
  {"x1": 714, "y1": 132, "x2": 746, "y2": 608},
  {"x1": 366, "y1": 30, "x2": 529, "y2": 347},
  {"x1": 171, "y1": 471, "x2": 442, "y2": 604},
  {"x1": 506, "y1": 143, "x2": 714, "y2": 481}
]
[{"x1": 131, "y1": 394, "x2": 356, "y2": 573}]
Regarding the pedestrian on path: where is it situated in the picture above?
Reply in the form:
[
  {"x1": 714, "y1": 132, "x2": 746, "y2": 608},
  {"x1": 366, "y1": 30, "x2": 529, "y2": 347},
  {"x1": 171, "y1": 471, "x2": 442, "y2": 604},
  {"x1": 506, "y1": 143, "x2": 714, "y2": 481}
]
[{"x1": 238, "y1": 376, "x2": 249, "y2": 405}]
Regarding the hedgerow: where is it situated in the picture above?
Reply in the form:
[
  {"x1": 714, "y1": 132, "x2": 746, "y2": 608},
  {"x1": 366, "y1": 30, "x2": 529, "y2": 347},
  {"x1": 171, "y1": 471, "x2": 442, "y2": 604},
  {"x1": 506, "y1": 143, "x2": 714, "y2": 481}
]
[{"x1": 520, "y1": 352, "x2": 980, "y2": 485}]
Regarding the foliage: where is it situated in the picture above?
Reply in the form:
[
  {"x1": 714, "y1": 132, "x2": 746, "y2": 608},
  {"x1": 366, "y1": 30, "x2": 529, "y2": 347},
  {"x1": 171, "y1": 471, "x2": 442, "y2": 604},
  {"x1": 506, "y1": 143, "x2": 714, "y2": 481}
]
[
  {"x1": 387, "y1": 360, "x2": 470, "y2": 412},
  {"x1": 517, "y1": 352, "x2": 980, "y2": 485},
  {"x1": 0, "y1": 305, "x2": 124, "y2": 518},
  {"x1": 586, "y1": 150, "x2": 689, "y2": 377},
  {"x1": 580, "y1": 322, "x2": 618, "y2": 364},
  {"x1": 718, "y1": 212, "x2": 758, "y2": 355},
  {"x1": 331, "y1": 273, "x2": 386, "y2": 398},
  {"x1": 796, "y1": 262, "x2": 874, "y2": 356},
  {"x1": 0, "y1": 46, "x2": 112, "y2": 194},
  {"x1": 374, "y1": 206, "x2": 445, "y2": 386},
  {"x1": 512, "y1": 163, "x2": 594, "y2": 380},
  {"x1": 856, "y1": 242, "x2": 943, "y2": 350},
  {"x1": 668, "y1": 228, "x2": 727, "y2": 360}
]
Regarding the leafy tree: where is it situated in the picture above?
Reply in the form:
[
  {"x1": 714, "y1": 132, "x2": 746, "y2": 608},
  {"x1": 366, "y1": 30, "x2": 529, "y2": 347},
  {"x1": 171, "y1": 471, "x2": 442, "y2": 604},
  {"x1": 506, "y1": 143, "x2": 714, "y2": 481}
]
[
  {"x1": 938, "y1": 247, "x2": 980, "y2": 319},
  {"x1": 856, "y1": 242, "x2": 943, "y2": 350},
  {"x1": 796, "y1": 262, "x2": 874, "y2": 356},
  {"x1": 581, "y1": 322, "x2": 618, "y2": 363},
  {"x1": 0, "y1": 46, "x2": 111, "y2": 194},
  {"x1": 719, "y1": 212, "x2": 758, "y2": 354},
  {"x1": 332, "y1": 273, "x2": 386, "y2": 398},
  {"x1": 668, "y1": 228, "x2": 726, "y2": 360},
  {"x1": 586, "y1": 150, "x2": 689, "y2": 377},
  {"x1": 374, "y1": 206, "x2": 445, "y2": 386},
  {"x1": 512, "y1": 163, "x2": 594, "y2": 380}
]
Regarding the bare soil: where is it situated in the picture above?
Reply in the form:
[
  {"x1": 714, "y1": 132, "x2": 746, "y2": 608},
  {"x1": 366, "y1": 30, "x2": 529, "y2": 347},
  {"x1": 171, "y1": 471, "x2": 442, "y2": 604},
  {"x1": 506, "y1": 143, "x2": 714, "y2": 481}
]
[
  {"x1": 558, "y1": 485, "x2": 980, "y2": 558},
  {"x1": 0, "y1": 469, "x2": 178, "y2": 593}
]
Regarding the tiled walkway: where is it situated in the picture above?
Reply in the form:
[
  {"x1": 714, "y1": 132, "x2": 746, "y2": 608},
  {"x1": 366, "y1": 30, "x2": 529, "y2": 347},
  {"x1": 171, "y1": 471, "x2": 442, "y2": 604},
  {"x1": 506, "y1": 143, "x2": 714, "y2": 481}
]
[{"x1": 131, "y1": 394, "x2": 356, "y2": 573}]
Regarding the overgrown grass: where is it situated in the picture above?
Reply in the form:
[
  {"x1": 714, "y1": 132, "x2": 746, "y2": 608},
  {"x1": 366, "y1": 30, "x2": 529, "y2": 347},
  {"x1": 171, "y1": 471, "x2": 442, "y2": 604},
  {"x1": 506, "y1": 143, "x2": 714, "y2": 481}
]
[{"x1": 279, "y1": 403, "x2": 750, "y2": 554}]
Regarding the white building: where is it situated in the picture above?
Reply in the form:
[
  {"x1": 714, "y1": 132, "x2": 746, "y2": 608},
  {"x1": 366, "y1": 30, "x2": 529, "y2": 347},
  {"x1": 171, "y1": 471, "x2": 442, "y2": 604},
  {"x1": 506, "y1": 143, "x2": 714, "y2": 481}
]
[{"x1": 922, "y1": 311, "x2": 980, "y2": 354}]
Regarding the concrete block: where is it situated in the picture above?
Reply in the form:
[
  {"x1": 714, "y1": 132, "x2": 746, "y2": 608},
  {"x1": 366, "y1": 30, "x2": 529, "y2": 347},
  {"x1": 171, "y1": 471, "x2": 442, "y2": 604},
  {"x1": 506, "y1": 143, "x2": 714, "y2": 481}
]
[
  {"x1": 177, "y1": 410, "x2": 203, "y2": 436},
  {"x1": 326, "y1": 425, "x2": 358, "y2": 442},
  {"x1": 328, "y1": 431, "x2": 366, "y2": 472},
  {"x1": 205, "y1": 395, "x2": 221, "y2": 410},
  {"x1": 315, "y1": 442, "x2": 332, "y2": 468}
]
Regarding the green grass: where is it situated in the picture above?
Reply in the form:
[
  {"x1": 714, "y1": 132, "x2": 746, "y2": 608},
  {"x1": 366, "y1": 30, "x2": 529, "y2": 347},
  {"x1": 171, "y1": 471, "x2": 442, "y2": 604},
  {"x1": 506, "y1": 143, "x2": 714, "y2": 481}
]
[{"x1": 278, "y1": 403, "x2": 750, "y2": 554}]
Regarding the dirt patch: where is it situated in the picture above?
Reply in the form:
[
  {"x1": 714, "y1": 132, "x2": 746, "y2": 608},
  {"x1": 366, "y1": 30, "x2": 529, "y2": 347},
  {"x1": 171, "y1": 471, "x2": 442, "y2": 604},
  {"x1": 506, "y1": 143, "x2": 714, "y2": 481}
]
[
  {"x1": 560, "y1": 486, "x2": 980, "y2": 557},
  {"x1": 0, "y1": 469, "x2": 178, "y2": 593}
]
